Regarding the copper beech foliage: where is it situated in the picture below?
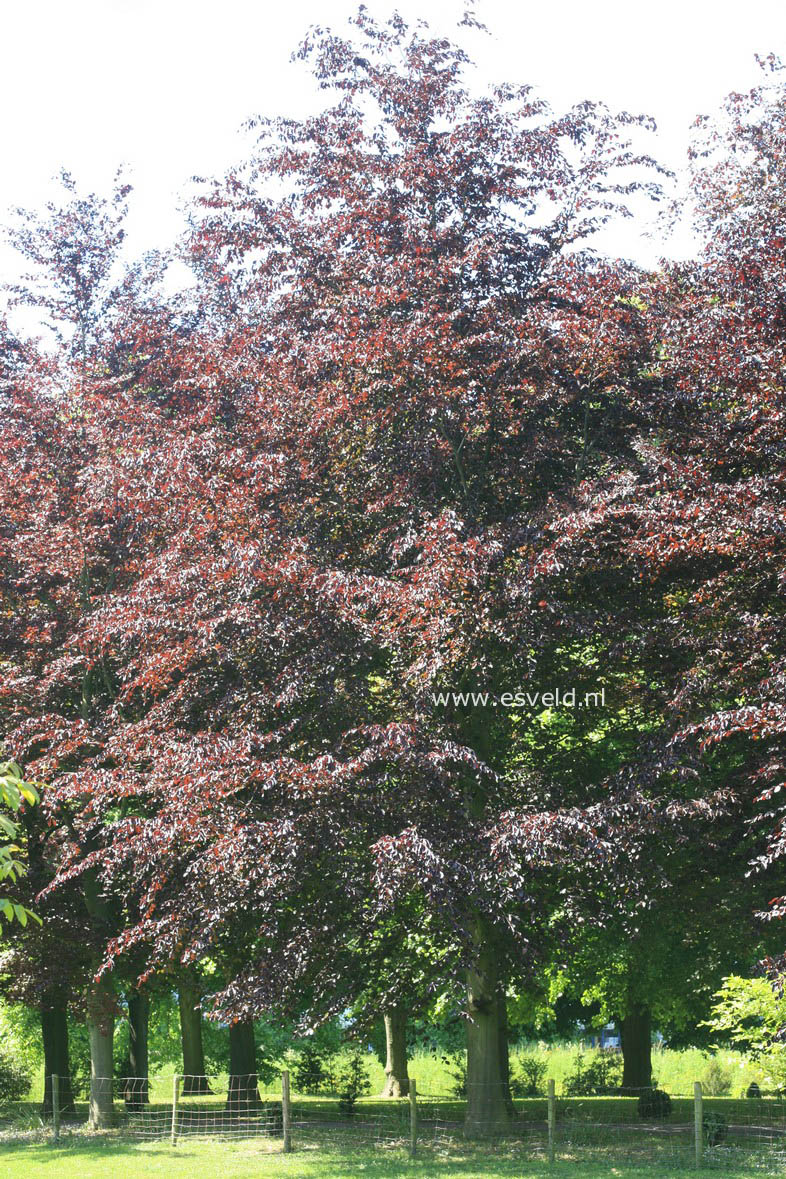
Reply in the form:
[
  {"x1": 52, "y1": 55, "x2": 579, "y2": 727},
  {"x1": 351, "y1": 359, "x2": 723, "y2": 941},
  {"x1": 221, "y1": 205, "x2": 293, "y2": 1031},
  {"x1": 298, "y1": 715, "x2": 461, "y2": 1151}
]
[
  {"x1": 530, "y1": 58, "x2": 786, "y2": 918},
  {"x1": 0, "y1": 12, "x2": 777, "y2": 1027}
]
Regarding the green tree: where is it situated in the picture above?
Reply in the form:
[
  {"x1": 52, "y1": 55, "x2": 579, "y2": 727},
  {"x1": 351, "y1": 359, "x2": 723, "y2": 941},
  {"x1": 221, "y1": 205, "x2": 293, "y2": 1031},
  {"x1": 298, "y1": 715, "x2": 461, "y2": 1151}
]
[
  {"x1": 0, "y1": 761, "x2": 40, "y2": 936},
  {"x1": 707, "y1": 970, "x2": 786, "y2": 1090}
]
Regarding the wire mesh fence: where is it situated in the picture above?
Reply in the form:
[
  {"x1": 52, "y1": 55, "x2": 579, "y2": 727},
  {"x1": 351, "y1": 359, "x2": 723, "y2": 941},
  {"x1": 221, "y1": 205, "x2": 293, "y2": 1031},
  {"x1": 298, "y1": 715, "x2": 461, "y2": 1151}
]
[
  {"x1": 51, "y1": 1073, "x2": 288, "y2": 1142},
  {"x1": 548, "y1": 1083, "x2": 786, "y2": 1172},
  {"x1": 41, "y1": 1072, "x2": 786, "y2": 1172}
]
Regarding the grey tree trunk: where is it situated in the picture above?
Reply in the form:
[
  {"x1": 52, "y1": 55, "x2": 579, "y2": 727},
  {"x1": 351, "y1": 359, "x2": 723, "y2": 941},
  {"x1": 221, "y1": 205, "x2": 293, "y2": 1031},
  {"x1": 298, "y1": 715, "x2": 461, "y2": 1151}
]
[
  {"x1": 126, "y1": 991, "x2": 150, "y2": 1107},
  {"x1": 464, "y1": 932, "x2": 511, "y2": 1137},
  {"x1": 87, "y1": 978, "x2": 116, "y2": 1129},
  {"x1": 179, "y1": 978, "x2": 212, "y2": 1095},
  {"x1": 380, "y1": 1008, "x2": 410, "y2": 1097},
  {"x1": 41, "y1": 1002, "x2": 75, "y2": 1115},
  {"x1": 620, "y1": 1005, "x2": 652, "y2": 1092},
  {"x1": 497, "y1": 988, "x2": 514, "y2": 1114},
  {"x1": 227, "y1": 1019, "x2": 261, "y2": 1112}
]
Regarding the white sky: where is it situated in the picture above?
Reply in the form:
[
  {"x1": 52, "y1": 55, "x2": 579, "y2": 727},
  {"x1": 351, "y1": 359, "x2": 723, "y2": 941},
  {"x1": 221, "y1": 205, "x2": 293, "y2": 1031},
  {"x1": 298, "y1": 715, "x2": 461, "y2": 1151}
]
[{"x1": 1, "y1": 0, "x2": 785, "y2": 302}]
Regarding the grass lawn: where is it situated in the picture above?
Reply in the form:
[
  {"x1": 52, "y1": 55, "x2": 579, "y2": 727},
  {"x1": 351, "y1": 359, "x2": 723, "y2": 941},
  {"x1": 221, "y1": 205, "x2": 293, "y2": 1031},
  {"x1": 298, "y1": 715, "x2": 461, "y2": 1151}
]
[
  {"x1": 3, "y1": 1090, "x2": 785, "y2": 1177},
  {"x1": 0, "y1": 1136, "x2": 772, "y2": 1179}
]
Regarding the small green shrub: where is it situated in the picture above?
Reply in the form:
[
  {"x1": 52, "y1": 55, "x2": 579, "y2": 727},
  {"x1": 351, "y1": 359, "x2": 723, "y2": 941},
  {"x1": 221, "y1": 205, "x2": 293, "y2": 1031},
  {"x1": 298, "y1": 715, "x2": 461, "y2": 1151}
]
[
  {"x1": 0, "y1": 1048, "x2": 32, "y2": 1102},
  {"x1": 290, "y1": 1040, "x2": 337, "y2": 1095},
  {"x1": 746, "y1": 1080, "x2": 761, "y2": 1098},
  {"x1": 563, "y1": 1050, "x2": 622, "y2": 1096},
  {"x1": 701, "y1": 1057, "x2": 733, "y2": 1096},
  {"x1": 336, "y1": 1047, "x2": 371, "y2": 1118},
  {"x1": 511, "y1": 1055, "x2": 547, "y2": 1097},
  {"x1": 704, "y1": 1109, "x2": 728, "y2": 1146},
  {"x1": 638, "y1": 1088, "x2": 672, "y2": 1119}
]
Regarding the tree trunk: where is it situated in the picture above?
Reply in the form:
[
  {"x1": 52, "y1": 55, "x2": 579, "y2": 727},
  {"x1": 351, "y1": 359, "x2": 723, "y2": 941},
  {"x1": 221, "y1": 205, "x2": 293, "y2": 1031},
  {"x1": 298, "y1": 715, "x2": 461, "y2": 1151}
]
[
  {"x1": 497, "y1": 988, "x2": 514, "y2": 1114},
  {"x1": 464, "y1": 931, "x2": 510, "y2": 1137},
  {"x1": 86, "y1": 978, "x2": 116, "y2": 1129},
  {"x1": 41, "y1": 1003, "x2": 75, "y2": 1115},
  {"x1": 226, "y1": 1019, "x2": 260, "y2": 1112},
  {"x1": 179, "y1": 978, "x2": 212, "y2": 1095},
  {"x1": 380, "y1": 1008, "x2": 410, "y2": 1097},
  {"x1": 620, "y1": 1005, "x2": 652, "y2": 1092},
  {"x1": 125, "y1": 991, "x2": 150, "y2": 1107}
]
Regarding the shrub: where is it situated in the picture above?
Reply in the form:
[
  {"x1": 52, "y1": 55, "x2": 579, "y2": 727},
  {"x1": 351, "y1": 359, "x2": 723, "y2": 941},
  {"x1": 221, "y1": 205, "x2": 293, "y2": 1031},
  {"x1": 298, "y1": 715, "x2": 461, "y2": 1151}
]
[
  {"x1": 638, "y1": 1088, "x2": 672, "y2": 1119},
  {"x1": 563, "y1": 1050, "x2": 622, "y2": 1096},
  {"x1": 701, "y1": 1058, "x2": 733, "y2": 1096},
  {"x1": 704, "y1": 1109, "x2": 728, "y2": 1146},
  {"x1": 290, "y1": 1040, "x2": 337, "y2": 1095},
  {"x1": 746, "y1": 1081, "x2": 761, "y2": 1099},
  {"x1": 336, "y1": 1047, "x2": 371, "y2": 1118},
  {"x1": 0, "y1": 1048, "x2": 32, "y2": 1103},
  {"x1": 511, "y1": 1055, "x2": 547, "y2": 1097}
]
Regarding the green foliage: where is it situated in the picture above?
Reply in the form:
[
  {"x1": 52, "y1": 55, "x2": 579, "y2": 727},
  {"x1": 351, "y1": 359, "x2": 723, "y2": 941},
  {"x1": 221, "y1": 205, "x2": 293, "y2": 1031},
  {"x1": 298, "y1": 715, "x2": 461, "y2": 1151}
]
[
  {"x1": 650, "y1": 1045, "x2": 761, "y2": 1097},
  {"x1": 563, "y1": 1050, "x2": 623, "y2": 1096},
  {"x1": 0, "y1": 1045, "x2": 32, "y2": 1103},
  {"x1": 0, "y1": 1001, "x2": 43, "y2": 1079},
  {"x1": 145, "y1": 992, "x2": 186, "y2": 1071},
  {"x1": 404, "y1": 1010, "x2": 467, "y2": 1058},
  {"x1": 285, "y1": 1021, "x2": 346, "y2": 1094},
  {"x1": 0, "y1": 761, "x2": 41, "y2": 936},
  {"x1": 701, "y1": 1057, "x2": 732, "y2": 1096},
  {"x1": 705, "y1": 975, "x2": 786, "y2": 1091},
  {"x1": 706, "y1": 975, "x2": 786, "y2": 1056},
  {"x1": 69, "y1": 1021, "x2": 91, "y2": 1099},
  {"x1": 0, "y1": 761, "x2": 39, "y2": 818},
  {"x1": 637, "y1": 1089, "x2": 671, "y2": 1119},
  {"x1": 372, "y1": 1042, "x2": 767, "y2": 1099},
  {"x1": 757, "y1": 1051, "x2": 786, "y2": 1093},
  {"x1": 510, "y1": 1054, "x2": 548, "y2": 1097},
  {"x1": 290, "y1": 1040, "x2": 338, "y2": 1096},
  {"x1": 336, "y1": 1046, "x2": 371, "y2": 1118},
  {"x1": 704, "y1": 1108, "x2": 728, "y2": 1146},
  {"x1": 443, "y1": 1052, "x2": 467, "y2": 1098}
]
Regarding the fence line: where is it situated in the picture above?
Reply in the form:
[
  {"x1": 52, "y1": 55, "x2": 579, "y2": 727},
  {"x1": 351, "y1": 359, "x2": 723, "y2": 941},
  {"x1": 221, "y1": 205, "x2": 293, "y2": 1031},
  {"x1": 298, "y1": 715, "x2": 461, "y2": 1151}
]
[{"x1": 37, "y1": 1073, "x2": 786, "y2": 1172}]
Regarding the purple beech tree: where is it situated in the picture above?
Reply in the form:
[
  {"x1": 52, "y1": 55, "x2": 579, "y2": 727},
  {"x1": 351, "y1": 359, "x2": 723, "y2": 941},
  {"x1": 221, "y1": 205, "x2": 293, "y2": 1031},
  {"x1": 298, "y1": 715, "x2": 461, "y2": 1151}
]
[
  {"x1": 30, "y1": 11, "x2": 675, "y2": 1136},
  {"x1": 5, "y1": 7, "x2": 771, "y2": 1140}
]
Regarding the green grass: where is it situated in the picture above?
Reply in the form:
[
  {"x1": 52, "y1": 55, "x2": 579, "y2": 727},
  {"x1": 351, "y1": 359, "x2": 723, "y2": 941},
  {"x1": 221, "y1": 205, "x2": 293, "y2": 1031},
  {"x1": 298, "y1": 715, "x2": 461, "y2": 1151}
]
[
  {"x1": 349, "y1": 1044, "x2": 767, "y2": 1099},
  {"x1": 3, "y1": 1093, "x2": 786, "y2": 1177},
  {"x1": 3, "y1": 1045, "x2": 780, "y2": 1177},
  {"x1": 15, "y1": 1043, "x2": 771, "y2": 1106},
  {"x1": 0, "y1": 1135, "x2": 773, "y2": 1179},
  {"x1": 500, "y1": 1044, "x2": 765, "y2": 1099}
]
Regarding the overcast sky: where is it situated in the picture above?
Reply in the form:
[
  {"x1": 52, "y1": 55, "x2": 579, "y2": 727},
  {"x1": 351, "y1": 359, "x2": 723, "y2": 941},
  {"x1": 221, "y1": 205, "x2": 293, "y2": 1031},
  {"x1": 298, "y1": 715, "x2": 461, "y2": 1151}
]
[{"x1": 1, "y1": 0, "x2": 785, "y2": 291}]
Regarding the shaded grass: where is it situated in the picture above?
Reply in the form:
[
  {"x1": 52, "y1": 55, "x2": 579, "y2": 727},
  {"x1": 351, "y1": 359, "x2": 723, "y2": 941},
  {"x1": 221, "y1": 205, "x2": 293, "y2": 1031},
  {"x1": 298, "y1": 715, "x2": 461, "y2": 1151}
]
[
  {"x1": 4, "y1": 1064, "x2": 784, "y2": 1178},
  {"x1": 0, "y1": 1134, "x2": 775, "y2": 1179}
]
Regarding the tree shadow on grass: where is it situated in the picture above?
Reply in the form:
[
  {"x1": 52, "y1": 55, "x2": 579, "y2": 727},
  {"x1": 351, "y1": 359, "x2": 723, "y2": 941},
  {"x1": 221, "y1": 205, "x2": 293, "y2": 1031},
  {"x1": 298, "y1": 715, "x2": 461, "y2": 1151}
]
[{"x1": 0, "y1": 1137, "x2": 771, "y2": 1179}]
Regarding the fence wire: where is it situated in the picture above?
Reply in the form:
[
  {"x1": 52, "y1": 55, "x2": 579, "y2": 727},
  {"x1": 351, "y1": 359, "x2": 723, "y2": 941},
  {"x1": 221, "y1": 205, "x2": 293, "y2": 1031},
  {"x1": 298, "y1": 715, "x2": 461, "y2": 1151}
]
[{"x1": 41, "y1": 1073, "x2": 786, "y2": 1173}]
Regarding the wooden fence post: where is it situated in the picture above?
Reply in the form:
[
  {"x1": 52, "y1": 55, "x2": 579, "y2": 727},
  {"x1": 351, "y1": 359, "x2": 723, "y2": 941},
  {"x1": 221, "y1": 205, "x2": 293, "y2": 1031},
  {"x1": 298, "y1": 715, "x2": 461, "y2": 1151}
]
[
  {"x1": 409, "y1": 1077, "x2": 418, "y2": 1158},
  {"x1": 282, "y1": 1069, "x2": 292, "y2": 1152},
  {"x1": 547, "y1": 1077, "x2": 556, "y2": 1165},
  {"x1": 694, "y1": 1080, "x2": 703, "y2": 1169},
  {"x1": 52, "y1": 1075, "x2": 60, "y2": 1143},
  {"x1": 171, "y1": 1074, "x2": 180, "y2": 1146}
]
